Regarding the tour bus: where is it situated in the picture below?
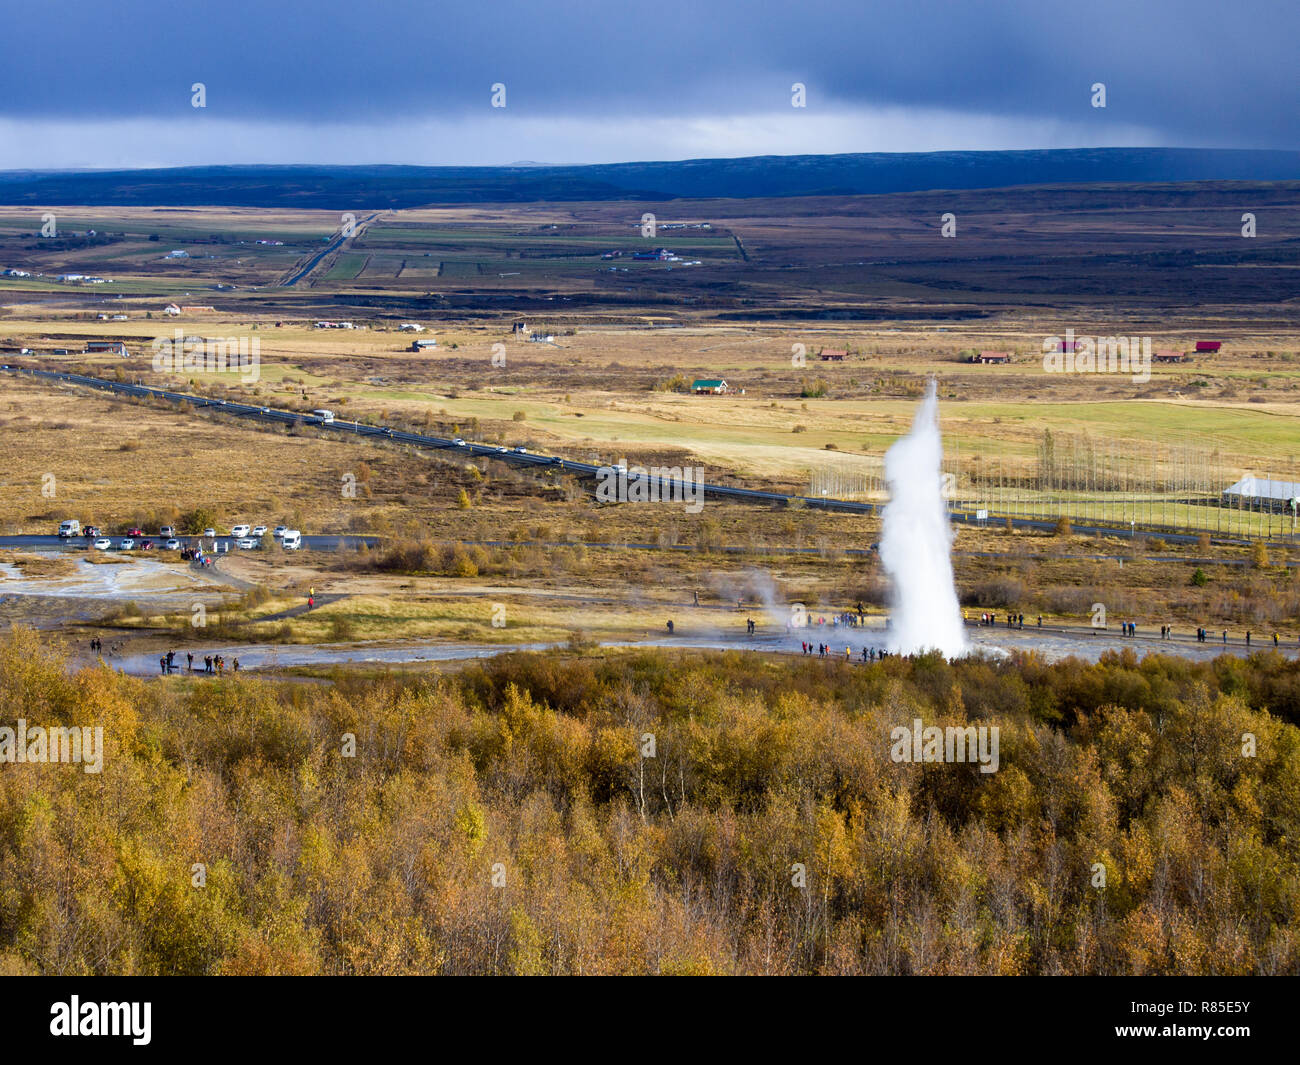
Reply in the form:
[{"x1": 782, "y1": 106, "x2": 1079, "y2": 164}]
[
  {"x1": 309, "y1": 409, "x2": 335, "y2": 424},
  {"x1": 58, "y1": 519, "x2": 81, "y2": 538},
  {"x1": 281, "y1": 530, "x2": 302, "y2": 550}
]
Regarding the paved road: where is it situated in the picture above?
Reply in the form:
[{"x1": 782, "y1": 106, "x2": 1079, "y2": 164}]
[
  {"x1": 0, "y1": 534, "x2": 377, "y2": 553},
  {"x1": 2, "y1": 364, "x2": 1293, "y2": 548},
  {"x1": 282, "y1": 211, "x2": 380, "y2": 286},
  {"x1": 252, "y1": 593, "x2": 348, "y2": 623}
]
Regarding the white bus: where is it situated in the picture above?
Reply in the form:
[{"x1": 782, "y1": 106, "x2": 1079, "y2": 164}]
[{"x1": 310, "y1": 409, "x2": 335, "y2": 423}]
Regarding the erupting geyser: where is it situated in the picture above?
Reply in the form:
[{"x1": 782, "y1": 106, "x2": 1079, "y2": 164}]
[{"x1": 879, "y1": 379, "x2": 969, "y2": 658}]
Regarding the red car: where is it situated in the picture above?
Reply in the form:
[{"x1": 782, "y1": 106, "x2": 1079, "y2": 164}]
[
  {"x1": 139, "y1": 539, "x2": 154, "y2": 550},
  {"x1": 128, "y1": 527, "x2": 145, "y2": 537}
]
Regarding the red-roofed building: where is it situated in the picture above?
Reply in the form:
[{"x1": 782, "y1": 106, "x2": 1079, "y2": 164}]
[{"x1": 1195, "y1": 341, "x2": 1222, "y2": 352}]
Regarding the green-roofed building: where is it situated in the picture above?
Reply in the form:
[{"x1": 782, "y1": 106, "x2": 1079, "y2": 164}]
[{"x1": 691, "y1": 379, "x2": 728, "y2": 394}]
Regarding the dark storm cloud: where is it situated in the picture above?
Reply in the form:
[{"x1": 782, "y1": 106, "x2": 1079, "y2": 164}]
[{"x1": 1, "y1": 0, "x2": 1295, "y2": 150}]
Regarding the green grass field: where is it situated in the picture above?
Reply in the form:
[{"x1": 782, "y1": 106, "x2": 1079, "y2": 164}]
[{"x1": 323, "y1": 253, "x2": 367, "y2": 280}]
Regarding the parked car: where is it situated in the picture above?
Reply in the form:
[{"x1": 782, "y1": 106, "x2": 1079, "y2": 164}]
[
  {"x1": 203, "y1": 528, "x2": 216, "y2": 538},
  {"x1": 83, "y1": 526, "x2": 101, "y2": 538},
  {"x1": 118, "y1": 538, "x2": 135, "y2": 550},
  {"x1": 252, "y1": 525, "x2": 267, "y2": 537},
  {"x1": 236, "y1": 538, "x2": 258, "y2": 549},
  {"x1": 159, "y1": 525, "x2": 176, "y2": 537},
  {"x1": 281, "y1": 530, "x2": 302, "y2": 550},
  {"x1": 140, "y1": 539, "x2": 153, "y2": 550},
  {"x1": 163, "y1": 538, "x2": 181, "y2": 551},
  {"x1": 273, "y1": 526, "x2": 288, "y2": 538},
  {"x1": 127, "y1": 527, "x2": 145, "y2": 537},
  {"x1": 58, "y1": 519, "x2": 81, "y2": 538},
  {"x1": 231, "y1": 524, "x2": 251, "y2": 538},
  {"x1": 92, "y1": 537, "x2": 112, "y2": 550}
]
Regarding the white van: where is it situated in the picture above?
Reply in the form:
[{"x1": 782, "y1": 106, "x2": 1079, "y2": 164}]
[
  {"x1": 230, "y1": 524, "x2": 251, "y2": 538},
  {"x1": 58, "y1": 519, "x2": 81, "y2": 538},
  {"x1": 310, "y1": 409, "x2": 335, "y2": 424},
  {"x1": 281, "y1": 530, "x2": 302, "y2": 550}
]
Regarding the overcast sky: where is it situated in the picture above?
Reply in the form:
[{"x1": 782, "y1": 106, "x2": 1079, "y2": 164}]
[{"x1": 1, "y1": 0, "x2": 1295, "y2": 169}]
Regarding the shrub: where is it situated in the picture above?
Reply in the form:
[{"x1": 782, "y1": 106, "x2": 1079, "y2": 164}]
[
  {"x1": 329, "y1": 616, "x2": 358, "y2": 641},
  {"x1": 179, "y1": 508, "x2": 219, "y2": 535},
  {"x1": 450, "y1": 546, "x2": 479, "y2": 578}
]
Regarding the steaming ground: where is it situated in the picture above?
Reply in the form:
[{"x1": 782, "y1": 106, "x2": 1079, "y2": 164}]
[{"x1": 90, "y1": 620, "x2": 1299, "y2": 677}]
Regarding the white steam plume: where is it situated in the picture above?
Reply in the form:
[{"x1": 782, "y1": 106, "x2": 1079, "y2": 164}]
[{"x1": 879, "y1": 379, "x2": 969, "y2": 658}]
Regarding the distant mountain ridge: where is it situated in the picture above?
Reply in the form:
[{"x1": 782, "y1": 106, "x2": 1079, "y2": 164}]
[{"x1": 0, "y1": 148, "x2": 1297, "y2": 208}]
